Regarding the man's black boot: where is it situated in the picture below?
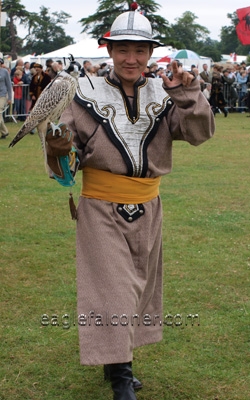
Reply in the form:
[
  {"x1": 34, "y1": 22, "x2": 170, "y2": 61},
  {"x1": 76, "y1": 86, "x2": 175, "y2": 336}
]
[
  {"x1": 104, "y1": 364, "x2": 143, "y2": 390},
  {"x1": 106, "y1": 362, "x2": 137, "y2": 400}
]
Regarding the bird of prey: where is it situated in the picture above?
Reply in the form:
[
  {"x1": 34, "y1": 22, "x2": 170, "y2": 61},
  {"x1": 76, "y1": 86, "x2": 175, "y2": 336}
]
[{"x1": 9, "y1": 56, "x2": 80, "y2": 165}]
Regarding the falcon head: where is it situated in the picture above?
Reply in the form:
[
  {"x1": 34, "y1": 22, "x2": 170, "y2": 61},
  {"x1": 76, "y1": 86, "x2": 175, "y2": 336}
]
[{"x1": 65, "y1": 54, "x2": 81, "y2": 78}]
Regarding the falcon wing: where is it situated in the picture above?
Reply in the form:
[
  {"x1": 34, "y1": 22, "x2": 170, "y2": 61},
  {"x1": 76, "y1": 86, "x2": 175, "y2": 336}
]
[{"x1": 9, "y1": 77, "x2": 73, "y2": 148}]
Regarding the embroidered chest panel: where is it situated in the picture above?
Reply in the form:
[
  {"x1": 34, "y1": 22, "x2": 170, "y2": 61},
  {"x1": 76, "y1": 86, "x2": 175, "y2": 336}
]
[{"x1": 75, "y1": 77, "x2": 173, "y2": 177}]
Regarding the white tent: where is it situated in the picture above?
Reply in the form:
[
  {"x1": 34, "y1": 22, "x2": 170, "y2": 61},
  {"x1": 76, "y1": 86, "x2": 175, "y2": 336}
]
[
  {"x1": 30, "y1": 40, "x2": 177, "y2": 67},
  {"x1": 30, "y1": 38, "x2": 111, "y2": 66}
]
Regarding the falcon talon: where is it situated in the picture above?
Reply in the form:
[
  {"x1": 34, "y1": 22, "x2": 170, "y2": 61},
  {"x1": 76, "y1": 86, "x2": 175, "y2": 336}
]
[{"x1": 55, "y1": 128, "x2": 62, "y2": 136}]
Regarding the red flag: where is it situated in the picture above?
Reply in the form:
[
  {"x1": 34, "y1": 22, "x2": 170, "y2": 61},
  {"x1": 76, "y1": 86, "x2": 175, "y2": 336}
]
[
  {"x1": 98, "y1": 31, "x2": 110, "y2": 48},
  {"x1": 236, "y1": 6, "x2": 250, "y2": 44}
]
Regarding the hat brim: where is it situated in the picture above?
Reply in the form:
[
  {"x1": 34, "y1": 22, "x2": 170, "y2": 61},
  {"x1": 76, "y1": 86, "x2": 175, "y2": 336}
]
[{"x1": 98, "y1": 35, "x2": 164, "y2": 48}]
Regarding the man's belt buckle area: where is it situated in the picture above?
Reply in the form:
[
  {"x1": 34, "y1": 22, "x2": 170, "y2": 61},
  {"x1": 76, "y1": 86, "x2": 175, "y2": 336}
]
[{"x1": 117, "y1": 203, "x2": 145, "y2": 222}]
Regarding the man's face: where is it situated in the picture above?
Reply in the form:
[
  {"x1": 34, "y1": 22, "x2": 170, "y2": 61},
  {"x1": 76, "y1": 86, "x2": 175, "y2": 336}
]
[
  {"x1": 84, "y1": 61, "x2": 91, "y2": 70},
  {"x1": 108, "y1": 41, "x2": 153, "y2": 85}
]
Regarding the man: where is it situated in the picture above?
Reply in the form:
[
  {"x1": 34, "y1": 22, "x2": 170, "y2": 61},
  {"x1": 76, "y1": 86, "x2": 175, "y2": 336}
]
[
  {"x1": 221, "y1": 68, "x2": 238, "y2": 110},
  {"x1": 10, "y1": 58, "x2": 24, "y2": 81},
  {"x1": 23, "y1": 61, "x2": 31, "y2": 76},
  {"x1": 199, "y1": 63, "x2": 212, "y2": 91},
  {"x1": 0, "y1": 58, "x2": 12, "y2": 139},
  {"x1": 45, "y1": 58, "x2": 54, "y2": 71},
  {"x1": 79, "y1": 60, "x2": 92, "y2": 77},
  {"x1": 144, "y1": 61, "x2": 158, "y2": 77},
  {"x1": 56, "y1": 60, "x2": 64, "y2": 71},
  {"x1": 46, "y1": 11, "x2": 215, "y2": 400}
]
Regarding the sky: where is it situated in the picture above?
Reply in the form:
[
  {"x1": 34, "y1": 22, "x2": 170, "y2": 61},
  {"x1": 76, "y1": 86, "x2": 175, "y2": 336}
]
[{"x1": 19, "y1": 1, "x2": 250, "y2": 43}]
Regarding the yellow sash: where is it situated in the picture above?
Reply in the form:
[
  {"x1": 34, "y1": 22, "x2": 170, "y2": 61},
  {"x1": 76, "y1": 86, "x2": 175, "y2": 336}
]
[{"x1": 81, "y1": 167, "x2": 161, "y2": 204}]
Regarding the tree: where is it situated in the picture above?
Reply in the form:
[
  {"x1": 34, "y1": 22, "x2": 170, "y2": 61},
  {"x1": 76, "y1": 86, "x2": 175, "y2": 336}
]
[
  {"x1": 23, "y1": 6, "x2": 74, "y2": 55},
  {"x1": 196, "y1": 38, "x2": 221, "y2": 62},
  {"x1": 2, "y1": 0, "x2": 30, "y2": 59},
  {"x1": 79, "y1": 0, "x2": 171, "y2": 45},
  {"x1": 170, "y1": 12, "x2": 210, "y2": 52},
  {"x1": 1, "y1": 2, "x2": 74, "y2": 59}
]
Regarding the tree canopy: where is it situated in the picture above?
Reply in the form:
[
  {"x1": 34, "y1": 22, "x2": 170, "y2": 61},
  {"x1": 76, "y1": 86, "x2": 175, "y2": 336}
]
[
  {"x1": 23, "y1": 6, "x2": 74, "y2": 55},
  {"x1": 79, "y1": 0, "x2": 171, "y2": 44},
  {"x1": 1, "y1": 0, "x2": 74, "y2": 59},
  {"x1": 1, "y1": 0, "x2": 29, "y2": 58},
  {"x1": 1, "y1": 0, "x2": 250, "y2": 62}
]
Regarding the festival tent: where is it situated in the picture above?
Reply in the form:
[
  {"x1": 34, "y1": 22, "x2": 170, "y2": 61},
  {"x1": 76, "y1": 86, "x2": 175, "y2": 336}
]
[
  {"x1": 30, "y1": 38, "x2": 112, "y2": 66},
  {"x1": 30, "y1": 40, "x2": 177, "y2": 67}
]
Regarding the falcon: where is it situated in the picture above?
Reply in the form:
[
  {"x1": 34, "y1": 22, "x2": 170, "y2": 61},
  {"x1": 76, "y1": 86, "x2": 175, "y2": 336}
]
[{"x1": 9, "y1": 57, "x2": 80, "y2": 164}]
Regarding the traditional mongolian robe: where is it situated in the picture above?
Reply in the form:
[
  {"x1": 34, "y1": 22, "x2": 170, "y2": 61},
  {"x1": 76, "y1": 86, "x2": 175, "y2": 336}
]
[{"x1": 60, "y1": 71, "x2": 214, "y2": 365}]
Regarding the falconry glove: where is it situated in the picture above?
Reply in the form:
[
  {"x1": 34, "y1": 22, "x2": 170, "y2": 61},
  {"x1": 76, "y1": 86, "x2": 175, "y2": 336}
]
[
  {"x1": 46, "y1": 122, "x2": 73, "y2": 156},
  {"x1": 46, "y1": 123, "x2": 79, "y2": 187}
]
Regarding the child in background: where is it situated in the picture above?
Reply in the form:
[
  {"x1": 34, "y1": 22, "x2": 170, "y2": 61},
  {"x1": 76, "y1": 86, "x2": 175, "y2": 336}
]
[{"x1": 13, "y1": 69, "x2": 24, "y2": 120}]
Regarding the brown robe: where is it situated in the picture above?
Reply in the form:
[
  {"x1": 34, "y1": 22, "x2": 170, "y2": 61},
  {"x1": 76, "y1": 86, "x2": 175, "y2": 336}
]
[
  {"x1": 60, "y1": 72, "x2": 215, "y2": 365},
  {"x1": 29, "y1": 71, "x2": 51, "y2": 109}
]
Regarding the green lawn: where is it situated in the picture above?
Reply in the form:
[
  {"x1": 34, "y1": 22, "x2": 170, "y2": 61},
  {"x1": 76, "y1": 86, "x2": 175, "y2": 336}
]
[{"x1": 1, "y1": 113, "x2": 249, "y2": 399}]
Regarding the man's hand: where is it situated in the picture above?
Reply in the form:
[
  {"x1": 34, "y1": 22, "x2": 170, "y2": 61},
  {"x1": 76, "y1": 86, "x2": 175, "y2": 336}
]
[{"x1": 161, "y1": 60, "x2": 195, "y2": 88}]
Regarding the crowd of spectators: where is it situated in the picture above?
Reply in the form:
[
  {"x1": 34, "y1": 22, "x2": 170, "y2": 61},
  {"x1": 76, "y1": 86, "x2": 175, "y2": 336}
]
[
  {"x1": 143, "y1": 60, "x2": 250, "y2": 115},
  {"x1": 1, "y1": 56, "x2": 249, "y2": 131},
  {"x1": 198, "y1": 61, "x2": 250, "y2": 115},
  {"x1": 1, "y1": 58, "x2": 112, "y2": 124}
]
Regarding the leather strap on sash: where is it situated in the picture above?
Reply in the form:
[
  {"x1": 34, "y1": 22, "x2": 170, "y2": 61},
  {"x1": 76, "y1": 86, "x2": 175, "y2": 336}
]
[{"x1": 81, "y1": 167, "x2": 161, "y2": 204}]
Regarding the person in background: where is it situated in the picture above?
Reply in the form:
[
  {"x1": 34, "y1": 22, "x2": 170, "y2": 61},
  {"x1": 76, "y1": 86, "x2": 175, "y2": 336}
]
[
  {"x1": 165, "y1": 63, "x2": 172, "y2": 78},
  {"x1": 212, "y1": 64, "x2": 223, "y2": 79},
  {"x1": 22, "y1": 62, "x2": 32, "y2": 115},
  {"x1": 97, "y1": 62, "x2": 110, "y2": 77},
  {"x1": 191, "y1": 64, "x2": 196, "y2": 72},
  {"x1": 13, "y1": 69, "x2": 24, "y2": 120},
  {"x1": 144, "y1": 61, "x2": 158, "y2": 78},
  {"x1": 80, "y1": 60, "x2": 92, "y2": 77},
  {"x1": 93, "y1": 64, "x2": 101, "y2": 76},
  {"x1": 199, "y1": 63, "x2": 212, "y2": 91},
  {"x1": 203, "y1": 83, "x2": 212, "y2": 101},
  {"x1": 45, "y1": 58, "x2": 54, "y2": 75},
  {"x1": 209, "y1": 73, "x2": 228, "y2": 117},
  {"x1": 221, "y1": 68, "x2": 238, "y2": 111},
  {"x1": 236, "y1": 69, "x2": 248, "y2": 112},
  {"x1": 192, "y1": 67, "x2": 205, "y2": 90},
  {"x1": 155, "y1": 67, "x2": 165, "y2": 78},
  {"x1": 0, "y1": 58, "x2": 12, "y2": 139},
  {"x1": 23, "y1": 62, "x2": 30, "y2": 75},
  {"x1": 10, "y1": 58, "x2": 24, "y2": 81},
  {"x1": 56, "y1": 60, "x2": 64, "y2": 71},
  {"x1": 86, "y1": 65, "x2": 96, "y2": 76},
  {"x1": 29, "y1": 63, "x2": 51, "y2": 110}
]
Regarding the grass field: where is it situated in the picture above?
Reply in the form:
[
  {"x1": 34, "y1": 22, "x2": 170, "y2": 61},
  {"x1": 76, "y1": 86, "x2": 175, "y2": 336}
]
[{"x1": 0, "y1": 113, "x2": 250, "y2": 399}]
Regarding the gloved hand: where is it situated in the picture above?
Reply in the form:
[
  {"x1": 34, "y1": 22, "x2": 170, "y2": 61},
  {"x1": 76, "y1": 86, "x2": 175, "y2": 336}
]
[{"x1": 46, "y1": 123, "x2": 73, "y2": 157}]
